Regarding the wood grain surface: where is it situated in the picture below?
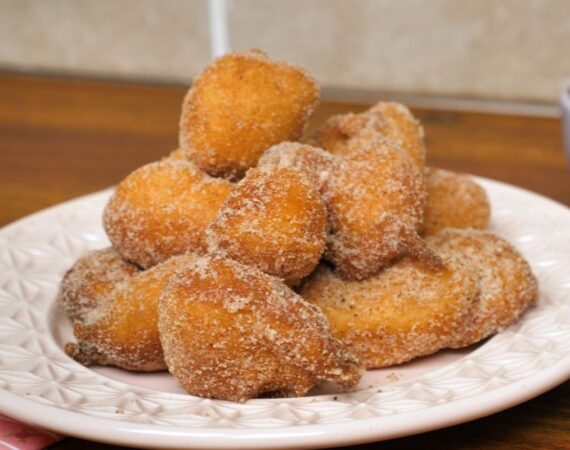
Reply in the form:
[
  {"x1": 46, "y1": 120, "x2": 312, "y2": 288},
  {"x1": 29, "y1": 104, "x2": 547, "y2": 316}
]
[{"x1": 0, "y1": 73, "x2": 568, "y2": 450}]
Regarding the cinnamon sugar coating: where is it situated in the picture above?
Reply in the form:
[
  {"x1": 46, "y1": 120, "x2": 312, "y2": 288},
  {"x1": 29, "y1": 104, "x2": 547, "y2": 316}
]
[
  {"x1": 206, "y1": 166, "x2": 327, "y2": 285},
  {"x1": 158, "y1": 254, "x2": 363, "y2": 402},
  {"x1": 423, "y1": 167, "x2": 491, "y2": 236},
  {"x1": 257, "y1": 142, "x2": 336, "y2": 193},
  {"x1": 323, "y1": 137, "x2": 440, "y2": 280},
  {"x1": 168, "y1": 147, "x2": 187, "y2": 161},
  {"x1": 56, "y1": 50, "x2": 539, "y2": 403},
  {"x1": 180, "y1": 50, "x2": 320, "y2": 179},
  {"x1": 103, "y1": 159, "x2": 232, "y2": 268},
  {"x1": 307, "y1": 102, "x2": 425, "y2": 169},
  {"x1": 300, "y1": 254, "x2": 479, "y2": 369},
  {"x1": 427, "y1": 229, "x2": 538, "y2": 347},
  {"x1": 59, "y1": 247, "x2": 139, "y2": 324},
  {"x1": 65, "y1": 255, "x2": 194, "y2": 372}
]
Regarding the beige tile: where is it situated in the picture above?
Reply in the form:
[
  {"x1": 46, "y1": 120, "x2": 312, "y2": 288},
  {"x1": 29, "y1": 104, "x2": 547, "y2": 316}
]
[
  {"x1": 1, "y1": 0, "x2": 569, "y2": 102},
  {"x1": 0, "y1": 0, "x2": 210, "y2": 82},
  {"x1": 230, "y1": 0, "x2": 570, "y2": 102}
]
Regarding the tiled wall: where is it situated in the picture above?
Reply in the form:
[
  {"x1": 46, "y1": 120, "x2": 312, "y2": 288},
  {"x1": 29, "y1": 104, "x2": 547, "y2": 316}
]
[{"x1": 1, "y1": 0, "x2": 569, "y2": 103}]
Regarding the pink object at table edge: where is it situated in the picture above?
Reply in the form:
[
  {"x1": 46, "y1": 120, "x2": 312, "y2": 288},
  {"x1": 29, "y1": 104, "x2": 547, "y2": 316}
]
[{"x1": 0, "y1": 414, "x2": 61, "y2": 450}]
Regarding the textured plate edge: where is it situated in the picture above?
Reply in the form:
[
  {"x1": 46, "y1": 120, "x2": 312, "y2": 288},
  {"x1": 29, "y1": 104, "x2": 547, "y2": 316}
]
[
  {"x1": 0, "y1": 356, "x2": 568, "y2": 449},
  {"x1": 0, "y1": 177, "x2": 569, "y2": 449},
  {"x1": 475, "y1": 177, "x2": 570, "y2": 214},
  {"x1": 0, "y1": 188, "x2": 113, "y2": 233}
]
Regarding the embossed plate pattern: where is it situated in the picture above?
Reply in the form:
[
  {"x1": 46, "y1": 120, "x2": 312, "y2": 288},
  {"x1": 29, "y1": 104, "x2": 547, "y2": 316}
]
[{"x1": 0, "y1": 178, "x2": 569, "y2": 449}]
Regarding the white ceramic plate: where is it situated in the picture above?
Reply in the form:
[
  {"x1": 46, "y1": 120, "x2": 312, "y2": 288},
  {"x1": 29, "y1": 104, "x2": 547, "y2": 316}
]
[{"x1": 0, "y1": 178, "x2": 569, "y2": 449}]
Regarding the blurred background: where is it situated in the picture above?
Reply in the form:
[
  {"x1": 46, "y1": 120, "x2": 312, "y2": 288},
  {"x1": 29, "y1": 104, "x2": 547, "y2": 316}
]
[
  {"x1": 1, "y1": 0, "x2": 569, "y2": 225},
  {"x1": 1, "y1": 0, "x2": 569, "y2": 110}
]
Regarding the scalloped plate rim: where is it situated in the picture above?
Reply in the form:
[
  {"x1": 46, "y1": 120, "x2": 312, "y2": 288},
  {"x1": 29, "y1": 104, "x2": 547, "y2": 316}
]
[{"x1": 0, "y1": 176, "x2": 569, "y2": 449}]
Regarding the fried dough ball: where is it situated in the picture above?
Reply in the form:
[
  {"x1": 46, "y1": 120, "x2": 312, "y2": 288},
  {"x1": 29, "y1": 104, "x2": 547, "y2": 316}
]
[
  {"x1": 59, "y1": 248, "x2": 140, "y2": 323},
  {"x1": 427, "y1": 229, "x2": 538, "y2": 347},
  {"x1": 324, "y1": 137, "x2": 440, "y2": 280},
  {"x1": 158, "y1": 254, "x2": 363, "y2": 402},
  {"x1": 206, "y1": 166, "x2": 327, "y2": 285},
  {"x1": 65, "y1": 255, "x2": 193, "y2": 371},
  {"x1": 307, "y1": 102, "x2": 425, "y2": 169},
  {"x1": 180, "y1": 49, "x2": 320, "y2": 179},
  {"x1": 104, "y1": 159, "x2": 232, "y2": 268},
  {"x1": 257, "y1": 142, "x2": 335, "y2": 192},
  {"x1": 423, "y1": 167, "x2": 491, "y2": 236},
  {"x1": 306, "y1": 114, "x2": 352, "y2": 156},
  {"x1": 299, "y1": 255, "x2": 479, "y2": 369},
  {"x1": 368, "y1": 102, "x2": 426, "y2": 169},
  {"x1": 168, "y1": 147, "x2": 186, "y2": 161}
]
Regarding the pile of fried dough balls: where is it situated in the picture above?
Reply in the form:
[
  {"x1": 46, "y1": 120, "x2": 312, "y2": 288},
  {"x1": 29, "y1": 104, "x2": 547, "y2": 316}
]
[{"x1": 59, "y1": 50, "x2": 538, "y2": 402}]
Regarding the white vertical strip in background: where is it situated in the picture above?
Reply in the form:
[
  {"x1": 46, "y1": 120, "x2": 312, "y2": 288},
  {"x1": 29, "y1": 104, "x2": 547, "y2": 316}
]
[{"x1": 208, "y1": 0, "x2": 229, "y2": 58}]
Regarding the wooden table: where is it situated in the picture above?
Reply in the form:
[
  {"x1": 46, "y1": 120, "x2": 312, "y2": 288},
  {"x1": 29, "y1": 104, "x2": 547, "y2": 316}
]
[{"x1": 0, "y1": 73, "x2": 568, "y2": 450}]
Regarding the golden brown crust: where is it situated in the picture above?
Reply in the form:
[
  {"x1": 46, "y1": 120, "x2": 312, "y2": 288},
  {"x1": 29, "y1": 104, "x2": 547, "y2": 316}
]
[
  {"x1": 56, "y1": 50, "x2": 540, "y2": 403},
  {"x1": 58, "y1": 247, "x2": 140, "y2": 324},
  {"x1": 299, "y1": 255, "x2": 479, "y2": 369},
  {"x1": 167, "y1": 147, "x2": 187, "y2": 161},
  {"x1": 305, "y1": 114, "x2": 353, "y2": 156},
  {"x1": 158, "y1": 254, "x2": 362, "y2": 402},
  {"x1": 66, "y1": 254, "x2": 194, "y2": 371},
  {"x1": 206, "y1": 166, "x2": 327, "y2": 285},
  {"x1": 257, "y1": 142, "x2": 336, "y2": 192},
  {"x1": 307, "y1": 102, "x2": 425, "y2": 169},
  {"x1": 368, "y1": 102, "x2": 426, "y2": 169},
  {"x1": 323, "y1": 137, "x2": 439, "y2": 280},
  {"x1": 427, "y1": 229, "x2": 538, "y2": 347},
  {"x1": 180, "y1": 50, "x2": 320, "y2": 179},
  {"x1": 423, "y1": 167, "x2": 491, "y2": 236},
  {"x1": 103, "y1": 159, "x2": 232, "y2": 268}
]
